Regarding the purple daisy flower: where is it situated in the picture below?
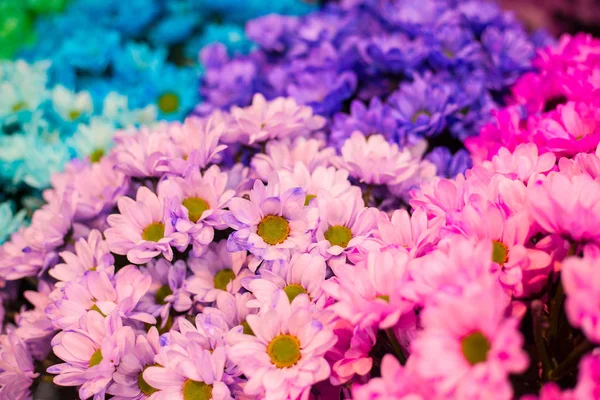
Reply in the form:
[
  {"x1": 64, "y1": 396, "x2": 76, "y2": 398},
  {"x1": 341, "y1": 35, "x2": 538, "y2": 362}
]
[
  {"x1": 184, "y1": 240, "x2": 251, "y2": 303},
  {"x1": 105, "y1": 186, "x2": 186, "y2": 264},
  {"x1": 160, "y1": 166, "x2": 235, "y2": 257},
  {"x1": 138, "y1": 259, "x2": 192, "y2": 330},
  {"x1": 222, "y1": 174, "x2": 310, "y2": 270},
  {"x1": 108, "y1": 327, "x2": 161, "y2": 400},
  {"x1": 0, "y1": 332, "x2": 38, "y2": 399}
]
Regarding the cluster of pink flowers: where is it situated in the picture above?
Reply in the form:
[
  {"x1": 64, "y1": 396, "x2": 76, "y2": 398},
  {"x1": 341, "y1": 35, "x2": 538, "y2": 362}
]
[{"x1": 1, "y1": 34, "x2": 600, "y2": 400}]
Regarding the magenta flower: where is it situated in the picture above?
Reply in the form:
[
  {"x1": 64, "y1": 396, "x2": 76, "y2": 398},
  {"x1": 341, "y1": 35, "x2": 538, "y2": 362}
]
[
  {"x1": 323, "y1": 248, "x2": 414, "y2": 330},
  {"x1": 410, "y1": 283, "x2": 528, "y2": 398},
  {"x1": 562, "y1": 254, "x2": 600, "y2": 343},
  {"x1": 48, "y1": 312, "x2": 136, "y2": 400},
  {"x1": 108, "y1": 327, "x2": 161, "y2": 400},
  {"x1": 326, "y1": 320, "x2": 376, "y2": 385},
  {"x1": 227, "y1": 290, "x2": 336, "y2": 399},
  {"x1": 337, "y1": 132, "x2": 421, "y2": 186},
  {"x1": 106, "y1": 186, "x2": 186, "y2": 264},
  {"x1": 0, "y1": 332, "x2": 38, "y2": 400},
  {"x1": 353, "y1": 354, "x2": 431, "y2": 400},
  {"x1": 50, "y1": 229, "x2": 114, "y2": 285},
  {"x1": 229, "y1": 93, "x2": 326, "y2": 144},
  {"x1": 222, "y1": 174, "x2": 310, "y2": 268},
  {"x1": 311, "y1": 187, "x2": 379, "y2": 269},
  {"x1": 160, "y1": 165, "x2": 235, "y2": 256},
  {"x1": 251, "y1": 136, "x2": 335, "y2": 181},
  {"x1": 375, "y1": 207, "x2": 441, "y2": 257},
  {"x1": 571, "y1": 352, "x2": 600, "y2": 400},
  {"x1": 527, "y1": 171, "x2": 600, "y2": 244},
  {"x1": 184, "y1": 240, "x2": 250, "y2": 302}
]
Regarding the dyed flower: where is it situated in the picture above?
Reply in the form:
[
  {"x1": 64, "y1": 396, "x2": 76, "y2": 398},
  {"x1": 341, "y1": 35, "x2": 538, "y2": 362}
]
[
  {"x1": 323, "y1": 249, "x2": 414, "y2": 329},
  {"x1": 223, "y1": 174, "x2": 310, "y2": 268},
  {"x1": 184, "y1": 240, "x2": 250, "y2": 302},
  {"x1": 527, "y1": 172, "x2": 600, "y2": 244},
  {"x1": 105, "y1": 186, "x2": 186, "y2": 264},
  {"x1": 410, "y1": 283, "x2": 528, "y2": 398},
  {"x1": 563, "y1": 254, "x2": 600, "y2": 343},
  {"x1": 48, "y1": 312, "x2": 136, "y2": 400},
  {"x1": 311, "y1": 187, "x2": 378, "y2": 268},
  {"x1": 0, "y1": 332, "x2": 38, "y2": 400},
  {"x1": 337, "y1": 132, "x2": 421, "y2": 186},
  {"x1": 227, "y1": 290, "x2": 336, "y2": 399},
  {"x1": 160, "y1": 166, "x2": 235, "y2": 256}
]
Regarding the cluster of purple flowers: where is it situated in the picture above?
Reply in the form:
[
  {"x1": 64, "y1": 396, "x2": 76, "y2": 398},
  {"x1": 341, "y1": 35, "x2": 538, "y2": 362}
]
[{"x1": 196, "y1": 0, "x2": 550, "y2": 179}]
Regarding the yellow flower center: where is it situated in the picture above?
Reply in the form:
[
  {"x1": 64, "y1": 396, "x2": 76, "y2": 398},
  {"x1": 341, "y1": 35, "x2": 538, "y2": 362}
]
[
  {"x1": 69, "y1": 109, "x2": 81, "y2": 120},
  {"x1": 257, "y1": 215, "x2": 290, "y2": 245},
  {"x1": 267, "y1": 334, "x2": 302, "y2": 368},
  {"x1": 283, "y1": 284, "x2": 308, "y2": 302},
  {"x1": 213, "y1": 269, "x2": 236, "y2": 291},
  {"x1": 492, "y1": 240, "x2": 509, "y2": 265},
  {"x1": 461, "y1": 331, "x2": 491, "y2": 366},
  {"x1": 182, "y1": 197, "x2": 210, "y2": 223},
  {"x1": 182, "y1": 379, "x2": 212, "y2": 400},
  {"x1": 89, "y1": 148, "x2": 104, "y2": 163},
  {"x1": 157, "y1": 92, "x2": 179, "y2": 114},
  {"x1": 142, "y1": 222, "x2": 165, "y2": 242},
  {"x1": 324, "y1": 225, "x2": 352, "y2": 248}
]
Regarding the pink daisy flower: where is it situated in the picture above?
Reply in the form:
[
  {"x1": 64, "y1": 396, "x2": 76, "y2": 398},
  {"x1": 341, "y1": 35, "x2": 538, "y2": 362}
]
[
  {"x1": 105, "y1": 186, "x2": 186, "y2": 264},
  {"x1": 527, "y1": 171, "x2": 600, "y2": 244},
  {"x1": 243, "y1": 252, "x2": 328, "y2": 308},
  {"x1": 571, "y1": 352, "x2": 600, "y2": 400},
  {"x1": 184, "y1": 240, "x2": 250, "y2": 302},
  {"x1": 229, "y1": 93, "x2": 326, "y2": 145},
  {"x1": 326, "y1": 320, "x2": 376, "y2": 385},
  {"x1": 48, "y1": 312, "x2": 136, "y2": 400},
  {"x1": 278, "y1": 164, "x2": 351, "y2": 208},
  {"x1": 0, "y1": 332, "x2": 38, "y2": 400},
  {"x1": 227, "y1": 290, "x2": 336, "y2": 399},
  {"x1": 323, "y1": 248, "x2": 414, "y2": 330},
  {"x1": 311, "y1": 187, "x2": 379, "y2": 269},
  {"x1": 251, "y1": 137, "x2": 335, "y2": 181},
  {"x1": 49, "y1": 229, "x2": 114, "y2": 285},
  {"x1": 562, "y1": 254, "x2": 600, "y2": 343},
  {"x1": 479, "y1": 143, "x2": 556, "y2": 182},
  {"x1": 161, "y1": 165, "x2": 235, "y2": 256},
  {"x1": 108, "y1": 327, "x2": 161, "y2": 400},
  {"x1": 113, "y1": 123, "x2": 177, "y2": 178},
  {"x1": 375, "y1": 207, "x2": 441, "y2": 257},
  {"x1": 138, "y1": 259, "x2": 192, "y2": 329},
  {"x1": 222, "y1": 174, "x2": 310, "y2": 269},
  {"x1": 336, "y1": 132, "x2": 421, "y2": 186},
  {"x1": 410, "y1": 283, "x2": 528, "y2": 398},
  {"x1": 46, "y1": 266, "x2": 154, "y2": 329},
  {"x1": 353, "y1": 354, "x2": 431, "y2": 400},
  {"x1": 143, "y1": 328, "x2": 235, "y2": 400}
]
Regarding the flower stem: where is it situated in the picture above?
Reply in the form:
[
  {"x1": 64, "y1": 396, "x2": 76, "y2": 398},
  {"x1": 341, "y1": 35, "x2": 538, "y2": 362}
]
[
  {"x1": 548, "y1": 279, "x2": 565, "y2": 342},
  {"x1": 532, "y1": 300, "x2": 552, "y2": 380},
  {"x1": 385, "y1": 328, "x2": 407, "y2": 365},
  {"x1": 548, "y1": 339, "x2": 594, "y2": 381}
]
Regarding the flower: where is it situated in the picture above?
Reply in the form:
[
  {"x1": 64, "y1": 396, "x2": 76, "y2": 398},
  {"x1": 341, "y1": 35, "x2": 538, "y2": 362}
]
[
  {"x1": 563, "y1": 254, "x2": 600, "y2": 343},
  {"x1": 161, "y1": 166, "x2": 235, "y2": 256},
  {"x1": 410, "y1": 283, "x2": 528, "y2": 398},
  {"x1": 105, "y1": 186, "x2": 186, "y2": 264},
  {"x1": 184, "y1": 240, "x2": 250, "y2": 302},
  {"x1": 0, "y1": 332, "x2": 38, "y2": 400},
  {"x1": 226, "y1": 290, "x2": 336, "y2": 399},
  {"x1": 311, "y1": 187, "x2": 378, "y2": 268},
  {"x1": 223, "y1": 173, "x2": 310, "y2": 268}
]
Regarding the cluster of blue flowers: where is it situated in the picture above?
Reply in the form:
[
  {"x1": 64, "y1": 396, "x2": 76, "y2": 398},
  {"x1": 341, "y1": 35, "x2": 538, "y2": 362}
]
[
  {"x1": 0, "y1": 60, "x2": 157, "y2": 243},
  {"x1": 17, "y1": 0, "x2": 318, "y2": 122},
  {"x1": 197, "y1": 0, "x2": 552, "y2": 178}
]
